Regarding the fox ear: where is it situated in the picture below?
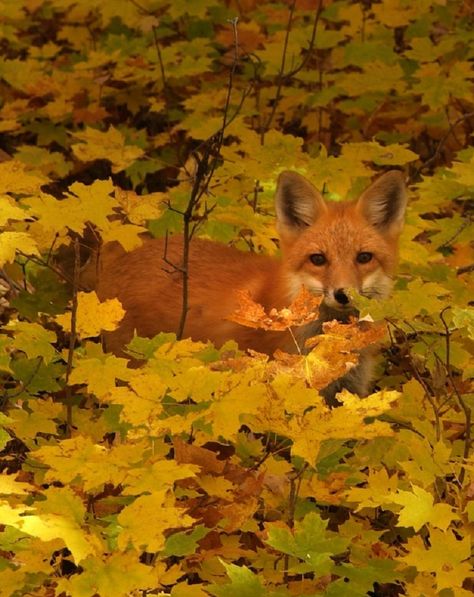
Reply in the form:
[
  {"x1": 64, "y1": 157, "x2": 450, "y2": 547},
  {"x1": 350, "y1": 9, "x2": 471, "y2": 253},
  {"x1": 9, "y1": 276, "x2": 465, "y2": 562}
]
[
  {"x1": 357, "y1": 170, "x2": 407, "y2": 235},
  {"x1": 275, "y1": 171, "x2": 326, "y2": 237}
]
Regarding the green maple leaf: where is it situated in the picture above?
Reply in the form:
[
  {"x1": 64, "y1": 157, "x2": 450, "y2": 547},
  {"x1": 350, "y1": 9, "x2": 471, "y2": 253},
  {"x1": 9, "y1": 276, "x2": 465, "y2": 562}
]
[
  {"x1": 207, "y1": 562, "x2": 267, "y2": 597},
  {"x1": 10, "y1": 321, "x2": 57, "y2": 363},
  {"x1": 162, "y1": 524, "x2": 209, "y2": 557},
  {"x1": 265, "y1": 511, "x2": 348, "y2": 575}
]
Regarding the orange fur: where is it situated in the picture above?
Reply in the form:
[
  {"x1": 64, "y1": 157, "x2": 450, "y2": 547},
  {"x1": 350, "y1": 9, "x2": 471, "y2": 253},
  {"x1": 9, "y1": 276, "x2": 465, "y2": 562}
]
[{"x1": 96, "y1": 171, "x2": 406, "y2": 369}]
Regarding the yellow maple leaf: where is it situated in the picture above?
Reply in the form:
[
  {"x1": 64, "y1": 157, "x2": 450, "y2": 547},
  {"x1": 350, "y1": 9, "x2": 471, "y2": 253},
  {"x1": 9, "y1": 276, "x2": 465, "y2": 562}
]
[
  {"x1": 117, "y1": 490, "x2": 195, "y2": 552},
  {"x1": 392, "y1": 485, "x2": 459, "y2": 532},
  {"x1": 123, "y1": 460, "x2": 199, "y2": 495},
  {"x1": 68, "y1": 355, "x2": 131, "y2": 398},
  {"x1": 27, "y1": 179, "x2": 116, "y2": 236},
  {"x1": 0, "y1": 160, "x2": 46, "y2": 194},
  {"x1": 114, "y1": 188, "x2": 165, "y2": 225},
  {"x1": 56, "y1": 552, "x2": 157, "y2": 596},
  {"x1": 0, "y1": 231, "x2": 39, "y2": 265},
  {"x1": 0, "y1": 501, "x2": 98, "y2": 563},
  {"x1": 0, "y1": 195, "x2": 27, "y2": 225},
  {"x1": 346, "y1": 468, "x2": 399, "y2": 510},
  {"x1": 400, "y1": 528, "x2": 472, "y2": 591},
  {"x1": 56, "y1": 291, "x2": 125, "y2": 338},
  {"x1": 290, "y1": 390, "x2": 397, "y2": 464},
  {"x1": 101, "y1": 221, "x2": 146, "y2": 251},
  {"x1": 71, "y1": 126, "x2": 144, "y2": 173}
]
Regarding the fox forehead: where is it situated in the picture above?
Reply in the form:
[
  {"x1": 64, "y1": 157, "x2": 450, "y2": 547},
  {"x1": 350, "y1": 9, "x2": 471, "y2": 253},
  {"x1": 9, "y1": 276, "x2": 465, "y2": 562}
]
[{"x1": 287, "y1": 204, "x2": 397, "y2": 263}]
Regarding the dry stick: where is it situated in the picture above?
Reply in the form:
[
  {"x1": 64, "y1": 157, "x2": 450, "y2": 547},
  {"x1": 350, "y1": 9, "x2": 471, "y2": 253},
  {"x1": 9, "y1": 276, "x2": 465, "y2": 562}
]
[
  {"x1": 175, "y1": 18, "x2": 241, "y2": 340},
  {"x1": 1, "y1": 356, "x2": 43, "y2": 410},
  {"x1": 413, "y1": 110, "x2": 474, "y2": 180},
  {"x1": 285, "y1": 0, "x2": 323, "y2": 79},
  {"x1": 397, "y1": 313, "x2": 472, "y2": 483},
  {"x1": 386, "y1": 318, "x2": 442, "y2": 442},
  {"x1": 16, "y1": 251, "x2": 77, "y2": 288},
  {"x1": 439, "y1": 307, "x2": 471, "y2": 486},
  {"x1": 260, "y1": 0, "x2": 323, "y2": 145},
  {"x1": 283, "y1": 464, "x2": 307, "y2": 582},
  {"x1": 438, "y1": 215, "x2": 473, "y2": 250},
  {"x1": 64, "y1": 238, "x2": 81, "y2": 436},
  {"x1": 260, "y1": 0, "x2": 297, "y2": 145},
  {"x1": 457, "y1": 263, "x2": 474, "y2": 276}
]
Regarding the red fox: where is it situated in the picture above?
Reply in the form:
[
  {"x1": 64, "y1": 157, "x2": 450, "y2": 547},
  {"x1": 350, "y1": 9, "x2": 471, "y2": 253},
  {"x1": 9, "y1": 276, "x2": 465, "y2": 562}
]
[{"x1": 96, "y1": 170, "x2": 406, "y2": 397}]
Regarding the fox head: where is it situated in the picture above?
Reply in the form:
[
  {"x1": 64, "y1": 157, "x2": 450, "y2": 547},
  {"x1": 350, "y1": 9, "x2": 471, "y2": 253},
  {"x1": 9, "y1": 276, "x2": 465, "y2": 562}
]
[{"x1": 275, "y1": 170, "x2": 407, "y2": 311}]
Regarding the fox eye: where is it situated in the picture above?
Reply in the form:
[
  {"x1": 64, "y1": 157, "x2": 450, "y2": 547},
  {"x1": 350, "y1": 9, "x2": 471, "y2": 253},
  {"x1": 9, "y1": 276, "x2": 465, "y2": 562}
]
[
  {"x1": 357, "y1": 251, "x2": 373, "y2": 264},
  {"x1": 310, "y1": 253, "x2": 327, "y2": 266}
]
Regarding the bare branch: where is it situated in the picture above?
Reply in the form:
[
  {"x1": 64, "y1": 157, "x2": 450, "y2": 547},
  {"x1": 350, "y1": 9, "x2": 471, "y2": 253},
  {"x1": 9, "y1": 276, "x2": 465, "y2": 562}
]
[
  {"x1": 65, "y1": 238, "x2": 81, "y2": 437},
  {"x1": 175, "y1": 19, "x2": 241, "y2": 340},
  {"x1": 413, "y1": 110, "x2": 474, "y2": 180}
]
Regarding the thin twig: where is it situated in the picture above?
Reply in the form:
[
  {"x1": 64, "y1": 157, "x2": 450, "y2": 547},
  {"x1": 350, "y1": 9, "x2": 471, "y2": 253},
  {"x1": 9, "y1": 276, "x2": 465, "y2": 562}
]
[
  {"x1": 439, "y1": 307, "x2": 471, "y2": 486},
  {"x1": 413, "y1": 110, "x2": 474, "y2": 179},
  {"x1": 285, "y1": 0, "x2": 323, "y2": 78},
  {"x1": 438, "y1": 215, "x2": 472, "y2": 250},
  {"x1": 16, "y1": 252, "x2": 77, "y2": 288},
  {"x1": 386, "y1": 319, "x2": 441, "y2": 441},
  {"x1": 64, "y1": 238, "x2": 80, "y2": 436},
  {"x1": 260, "y1": 0, "x2": 322, "y2": 144},
  {"x1": 1, "y1": 356, "x2": 43, "y2": 408},
  {"x1": 175, "y1": 19, "x2": 241, "y2": 339},
  {"x1": 260, "y1": 0, "x2": 297, "y2": 144},
  {"x1": 457, "y1": 263, "x2": 474, "y2": 275}
]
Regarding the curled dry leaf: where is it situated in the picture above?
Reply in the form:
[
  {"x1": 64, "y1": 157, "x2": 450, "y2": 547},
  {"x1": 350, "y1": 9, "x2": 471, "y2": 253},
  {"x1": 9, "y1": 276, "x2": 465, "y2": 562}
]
[
  {"x1": 306, "y1": 318, "x2": 387, "y2": 351},
  {"x1": 228, "y1": 286, "x2": 322, "y2": 331}
]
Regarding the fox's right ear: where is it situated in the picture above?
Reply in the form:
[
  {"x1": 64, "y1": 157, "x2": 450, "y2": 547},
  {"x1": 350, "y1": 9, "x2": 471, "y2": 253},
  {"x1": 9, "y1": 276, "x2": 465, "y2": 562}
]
[
  {"x1": 275, "y1": 171, "x2": 326, "y2": 239},
  {"x1": 357, "y1": 170, "x2": 407, "y2": 236}
]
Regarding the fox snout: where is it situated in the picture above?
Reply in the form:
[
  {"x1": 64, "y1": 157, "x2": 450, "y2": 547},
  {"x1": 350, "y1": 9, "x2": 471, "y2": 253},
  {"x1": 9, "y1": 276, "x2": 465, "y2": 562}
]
[
  {"x1": 322, "y1": 270, "x2": 394, "y2": 310},
  {"x1": 332, "y1": 288, "x2": 350, "y2": 306},
  {"x1": 322, "y1": 287, "x2": 355, "y2": 311}
]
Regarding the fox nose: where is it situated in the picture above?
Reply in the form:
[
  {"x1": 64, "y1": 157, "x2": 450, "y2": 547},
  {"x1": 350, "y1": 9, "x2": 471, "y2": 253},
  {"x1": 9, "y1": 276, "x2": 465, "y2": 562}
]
[{"x1": 334, "y1": 288, "x2": 350, "y2": 305}]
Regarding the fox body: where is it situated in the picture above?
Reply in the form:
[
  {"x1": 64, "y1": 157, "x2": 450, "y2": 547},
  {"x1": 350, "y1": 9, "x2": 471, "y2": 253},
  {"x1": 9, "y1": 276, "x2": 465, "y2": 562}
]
[{"x1": 96, "y1": 171, "x2": 406, "y2": 397}]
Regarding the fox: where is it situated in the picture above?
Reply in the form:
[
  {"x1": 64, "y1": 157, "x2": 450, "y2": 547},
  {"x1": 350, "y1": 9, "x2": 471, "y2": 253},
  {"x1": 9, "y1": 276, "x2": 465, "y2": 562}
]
[{"x1": 95, "y1": 170, "x2": 406, "y2": 399}]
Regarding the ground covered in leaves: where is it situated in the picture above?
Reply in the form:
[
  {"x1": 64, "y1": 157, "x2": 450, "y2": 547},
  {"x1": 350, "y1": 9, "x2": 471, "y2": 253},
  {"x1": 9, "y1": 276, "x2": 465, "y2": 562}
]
[{"x1": 0, "y1": 0, "x2": 473, "y2": 595}]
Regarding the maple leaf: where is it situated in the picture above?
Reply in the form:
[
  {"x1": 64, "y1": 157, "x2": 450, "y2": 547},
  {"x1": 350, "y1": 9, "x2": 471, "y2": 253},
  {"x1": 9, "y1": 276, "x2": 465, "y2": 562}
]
[
  {"x1": 114, "y1": 187, "x2": 164, "y2": 221},
  {"x1": 56, "y1": 552, "x2": 156, "y2": 596},
  {"x1": 0, "y1": 501, "x2": 99, "y2": 563},
  {"x1": 56, "y1": 291, "x2": 125, "y2": 338},
  {"x1": 391, "y1": 485, "x2": 459, "y2": 532},
  {"x1": 0, "y1": 231, "x2": 39, "y2": 265},
  {"x1": 207, "y1": 562, "x2": 267, "y2": 597},
  {"x1": 228, "y1": 286, "x2": 322, "y2": 331},
  {"x1": 117, "y1": 489, "x2": 195, "y2": 552},
  {"x1": 289, "y1": 390, "x2": 397, "y2": 464},
  {"x1": 0, "y1": 160, "x2": 46, "y2": 194},
  {"x1": 71, "y1": 126, "x2": 144, "y2": 173},
  {"x1": 400, "y1": 528, "x2": 472, "y2": 591},
  {"x1": 68, "y1": 354, "x2": 131, "y2": 397},
  {"x1": 346, "y1": 468, "x2": 399, "y2": 510},
  {"x1": 265, "y1": 511, "x2": 349, "y2": 575},
  {"x1": 9, "y1": 321, "x2": 57, "y2": 363},
  {"x1": 0, "y1": 195, "x2": 27, "y2": 225}
]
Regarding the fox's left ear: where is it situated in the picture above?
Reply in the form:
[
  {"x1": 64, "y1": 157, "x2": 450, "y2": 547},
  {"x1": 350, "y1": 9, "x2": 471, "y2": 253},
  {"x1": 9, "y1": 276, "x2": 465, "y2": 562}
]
[{"x1": 357, "y1": 170, "x2": 407, "y2": 236}]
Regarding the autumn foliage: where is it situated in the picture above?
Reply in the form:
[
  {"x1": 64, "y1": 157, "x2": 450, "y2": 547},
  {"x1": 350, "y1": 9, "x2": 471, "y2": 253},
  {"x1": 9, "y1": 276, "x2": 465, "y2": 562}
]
[{"x1": 0, "y1": 0, "x2": 473, "y2": 596}]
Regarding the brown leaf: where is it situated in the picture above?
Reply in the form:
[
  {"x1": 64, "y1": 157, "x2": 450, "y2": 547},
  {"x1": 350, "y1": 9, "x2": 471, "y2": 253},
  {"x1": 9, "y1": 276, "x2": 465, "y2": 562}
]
[{"x1": 173, "y1": 438, "x2": 225, "y2": 475}]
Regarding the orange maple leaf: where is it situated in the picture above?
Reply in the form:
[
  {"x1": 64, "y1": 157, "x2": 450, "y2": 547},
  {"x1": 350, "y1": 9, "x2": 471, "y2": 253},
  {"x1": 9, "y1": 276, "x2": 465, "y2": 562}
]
[{"x1": 228, "y1": 286, "x2": 322, "y2": 331}]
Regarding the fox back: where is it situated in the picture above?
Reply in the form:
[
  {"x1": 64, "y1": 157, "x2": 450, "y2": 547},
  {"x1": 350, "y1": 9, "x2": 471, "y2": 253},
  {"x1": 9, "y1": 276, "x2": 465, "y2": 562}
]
[{"x1": 96, "y1": 171, "x2": 406, "y2": 377}]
